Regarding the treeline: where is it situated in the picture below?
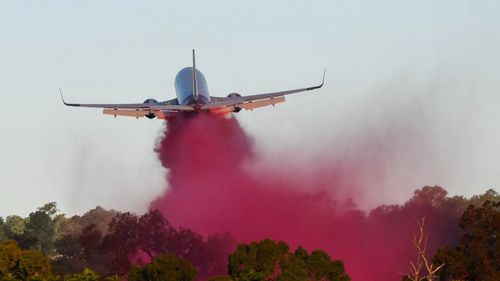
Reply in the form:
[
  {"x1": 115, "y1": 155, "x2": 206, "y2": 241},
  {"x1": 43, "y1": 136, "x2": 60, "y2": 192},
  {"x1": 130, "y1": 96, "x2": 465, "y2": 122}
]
[
  {"x1": 372, "y1": 187, "x2": 500, "y2": 281},
  {"x1": 431, "y1": 200, "x2": 500, "y2": 281},
  {"x1": 0, "y1": 205, "x2": 349, "y2": 280},
  {"x1": 0, "y1": 207, "x2": 235, "y2": 280},
  {"x1": 0, "y1": 186, "x2": 498, "y2": 281}
]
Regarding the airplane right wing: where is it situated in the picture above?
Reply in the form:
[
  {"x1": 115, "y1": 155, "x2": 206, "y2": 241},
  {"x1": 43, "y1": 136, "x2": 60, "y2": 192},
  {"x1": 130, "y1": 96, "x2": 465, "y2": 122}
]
[{"x1": 201, "y1": 70, "x2": 325, "y2": 112}]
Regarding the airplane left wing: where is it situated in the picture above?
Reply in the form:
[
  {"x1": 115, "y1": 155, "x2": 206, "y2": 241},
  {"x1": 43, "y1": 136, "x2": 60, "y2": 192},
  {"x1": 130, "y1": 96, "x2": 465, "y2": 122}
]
[
  {"x1": 59, "y1": 89, "x2": 194, "y2": 119},
  {"x1": 201, "y1": 70, "x2": 325, "y2": 111}
]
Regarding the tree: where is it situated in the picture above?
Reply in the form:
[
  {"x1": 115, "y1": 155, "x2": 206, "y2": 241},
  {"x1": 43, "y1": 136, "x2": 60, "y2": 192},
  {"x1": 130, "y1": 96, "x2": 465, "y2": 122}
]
[
  {"x1": 3, "y1": 215, "x2": 27, "y2": 239},
  {"x1": 101, "y1": 212, "x2": 139, "y2": 275},
  {"x1": 54, "y1": 215, "x2": 82, "y2": 240},
  {"x1": 468, "y1": 189, "x2": 500, "y2": 207},
  {"x1": 79, "y1": 224, "x2": 102, "y2": 261},
  {"x1": 38, "y1": 202, "x2": 58, "y2": 219},
  {"x1": 433, "y1": 200, "x2": 500, "y2": 281},
  {"x1": 409, "y1": 186, "x2": 448, "y2": 208},
  {"x1": 137, "y1": 210, "x2": 175, "y2": 259},
  {"x1": 168, "y1": 228, "x2": 205, "y2": 267},
  {"x1": 0, "y1": 240, "x2": 22, "y2": 277},
  {"x1": 22, "y1": 211, "x2": 55, "y2": 253},
  {"x1": 403, "y1": 218, "x2": 444, "y2": 281},
  {"x1": 63, "y1": 268, "x2": 100, "y2": 281},
  {"x1": 229, "y1": 239, "x2": 289, "y2": 280},
  {"x1": 0, "y1": 241, "x2": 53, "y2": 280},
  {"x1": 16, "y1": 249, "x2": 52, "y2": 280},
  {"x1": 0, "y1": 217, "x2": 5, "y2": 241},
  {"x1": 79, "y1": 207, "x2": 117, "y2": 236},
  {"x1": 228, "y1": 239, "x2": 350, "y2": 281},
  {"x1": 128, "y1": 255, "x2": 197, "y2": 281},
  {"x1": 304, "y1": 249, "x2": 350, "y2": 281},
  {"x1": 55, "y1": 234, "x2": 81, "y2": 258},
  {"x1": 202, "y1": 233, "x2": 236, "y2": 278}
]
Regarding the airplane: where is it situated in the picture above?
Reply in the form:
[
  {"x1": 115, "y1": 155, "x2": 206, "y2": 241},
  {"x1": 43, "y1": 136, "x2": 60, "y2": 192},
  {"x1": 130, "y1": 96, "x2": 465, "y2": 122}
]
[{"x1": 60, "y1": 50, "x2": 325, "y2": 119}]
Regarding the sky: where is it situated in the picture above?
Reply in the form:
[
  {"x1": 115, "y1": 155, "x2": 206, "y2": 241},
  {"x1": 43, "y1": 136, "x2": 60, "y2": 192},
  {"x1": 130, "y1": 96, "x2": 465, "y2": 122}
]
[{"x1": 0, "y1": 0, "x2": 499, "y2": 217}]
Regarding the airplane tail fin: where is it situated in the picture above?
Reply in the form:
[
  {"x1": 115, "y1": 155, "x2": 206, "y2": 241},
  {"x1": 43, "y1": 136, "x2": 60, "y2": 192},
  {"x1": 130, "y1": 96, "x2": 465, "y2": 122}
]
[{"x1": 192, "y1": 49, "x2": 199, "y2": 102}]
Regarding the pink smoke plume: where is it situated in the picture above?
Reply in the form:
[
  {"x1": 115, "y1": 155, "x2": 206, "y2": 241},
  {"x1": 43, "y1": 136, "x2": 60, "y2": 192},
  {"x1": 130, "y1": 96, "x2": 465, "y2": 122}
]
[{"x1": 150, "y1": 113, "x2": 460, "y2": 281}]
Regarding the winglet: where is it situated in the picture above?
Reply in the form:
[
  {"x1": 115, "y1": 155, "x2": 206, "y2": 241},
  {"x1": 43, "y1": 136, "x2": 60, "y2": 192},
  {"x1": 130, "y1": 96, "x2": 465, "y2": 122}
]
[
  {"x1": 59, "y1": 88, "x2": 69, "y2": 105},
  {"x1": 320, "y1": 69, "x2": 326, "y2": 87},
  {"x1": 306, "y1": 69, "x2": 326, "y2": 91},
  {"x1": 59, "y1": 88, "x2": 80, "y2": 106}
]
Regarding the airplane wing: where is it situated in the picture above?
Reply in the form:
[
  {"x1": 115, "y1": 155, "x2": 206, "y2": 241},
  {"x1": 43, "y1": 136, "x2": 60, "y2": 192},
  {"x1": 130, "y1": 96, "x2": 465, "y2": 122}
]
[
  {"x1": 201, "y1": 70, "x2": 325, "y2": 111},
  {"x1": 59, "y1": 89, "x2": 194, "y2": 119}
]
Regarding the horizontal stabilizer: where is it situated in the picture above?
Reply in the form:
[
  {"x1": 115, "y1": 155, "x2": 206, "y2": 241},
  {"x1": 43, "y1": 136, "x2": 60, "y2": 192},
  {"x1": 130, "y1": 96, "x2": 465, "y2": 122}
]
[
  {"x1": 103, "y1": 109, "x2": 150, "y2": 118},
  {"x1": 239, "y1": 96, "x2": 286, "y2": 110}
]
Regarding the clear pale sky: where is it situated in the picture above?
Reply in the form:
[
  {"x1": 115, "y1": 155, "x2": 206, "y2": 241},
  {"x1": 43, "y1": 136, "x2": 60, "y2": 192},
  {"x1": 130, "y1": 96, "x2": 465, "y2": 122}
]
[{"x1": 1, "y1": 1, "x2": 499, "y2": 217}]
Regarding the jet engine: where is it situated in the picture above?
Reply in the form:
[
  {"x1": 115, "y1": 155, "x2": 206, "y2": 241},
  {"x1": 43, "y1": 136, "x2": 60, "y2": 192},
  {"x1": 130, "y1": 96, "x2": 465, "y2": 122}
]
[
  {"x1": 227, "y1": 93, "x2": 242, "y2": 112},
  {"x1": 143, "y1": 98, "x2": 157, "y2": 119}
]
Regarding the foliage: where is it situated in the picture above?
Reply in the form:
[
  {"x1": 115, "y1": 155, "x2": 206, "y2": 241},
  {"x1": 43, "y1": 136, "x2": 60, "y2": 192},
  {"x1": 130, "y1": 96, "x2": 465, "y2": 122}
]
[
  {"x1": 63, "y1": 268, "x2": 100, "y2": 281},
  {"x1": 79, "y1": 224, "x2": 102, "y2": 261},
  {"x1": 0, "y1": 240, "x2": 22, "y2": 277},
  {"x1": 0, "y1": 187, "x2": 497, "y2": 280},
  {"x1": 22, "y1": 211, "x2": 56, "y2": 254},
  {"x1": 304, "y1": 250, "x2": 350, "y2": 281},
  {"x1": 468, "y1": 188, "x2": 500, "y2": 206},
  {"x1": 202, "y1": 232, "x2": 236, "y2": 277},
  {"x1": 433, "y1": 200, "x2": 500, "y2": 281},
  {"x1": 128, "y1": 254, "x2": 197, "y2": 281},
  {"x1": 79, "y1": 207, "x2": 118, "y2": 236},
  {"x1": 17, "y1": 249, "x2": 52, "y2": 280},
  {"x1": 104, "y1": 275, "x2": 120, "y2": 281},
  {"x1": 3, "y1": 215, "x2": 27, "y2": 239},
  {"x1": 99, "y1": 210, "x2": 234, "y2": 277},
  {"x1": 0, "y1": 217, "x2": 5, "y2": 242},
  {"x1": 228, "y1": 239, "x2": 350, "y2": 281},
  {"x1": 0, "y1": 240, "x2": 53, "y2": 280},
  {"x1": 207, "y1": 276, "x2": 233, "y2": 281},
  {"x1": 53, "y1": 207, "x2": 117, "y2": 242},
  {"x1": 101, "y1": 212, "x2": 140, "y2": 274},
  {"x1": 136, "y1": 210, "x2": 175, "y2": 259},
  {"x1": 38, "y1": 203, "x2": 58, "y2": 219},
  {"x1": 54, "y1": 235, "x2": 81, "y2": 258}
]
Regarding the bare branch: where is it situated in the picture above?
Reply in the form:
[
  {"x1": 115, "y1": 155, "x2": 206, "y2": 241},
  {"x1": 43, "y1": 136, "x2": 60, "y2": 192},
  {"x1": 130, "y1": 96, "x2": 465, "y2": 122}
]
[{"x1": 405, "y1": 217, "x2": 445, "y2": 281}]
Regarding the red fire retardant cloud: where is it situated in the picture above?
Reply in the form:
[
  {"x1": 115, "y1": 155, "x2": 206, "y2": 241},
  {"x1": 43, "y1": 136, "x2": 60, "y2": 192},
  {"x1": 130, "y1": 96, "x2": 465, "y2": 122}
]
[{"x1": 150, "y1": 114, "x2": 461, "y2": 281}]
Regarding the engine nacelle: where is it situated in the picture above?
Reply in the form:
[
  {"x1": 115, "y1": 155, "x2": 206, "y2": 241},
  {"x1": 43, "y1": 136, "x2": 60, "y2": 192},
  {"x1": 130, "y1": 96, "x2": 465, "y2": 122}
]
[
  {"x1": 143, "y1": 98, "x2": 158, "y2": 104},
  {"x1": 143, "y1": 98, "x2": 158, "y2": 119},
  {"x1": 227, "y1": 93, "x2": 242, "y2": 112},
  {"x1": 227, "y1": 93, "x2": 241, "y2": 99}
]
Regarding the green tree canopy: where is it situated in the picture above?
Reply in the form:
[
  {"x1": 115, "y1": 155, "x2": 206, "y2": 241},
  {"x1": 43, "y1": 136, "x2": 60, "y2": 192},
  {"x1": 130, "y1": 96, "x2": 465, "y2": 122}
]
[
  {"x1": 3, "y1": 215, "x2": 27, "y2": 239},
  {"x1": 38, "y1": 202, "x2": 58, "y2": 219},
  {"x1": 63, "y1": 268, "x2": 100, "y2": 281},
  {"x1": 228, "y1": 240, "x2": 350, "y2": 281},
  {"x1": 0, "y1": 218, "x2": 6, "y2": 242},
  {"x1": 128, "y1": 255, "x2": 197, "y2": 281},
  {"x1": 22, "y1": 211, "x2": 55, "y2": 254},
  {"x1": 304, "y1": 249, "x2": 350, "y2": 281}
]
